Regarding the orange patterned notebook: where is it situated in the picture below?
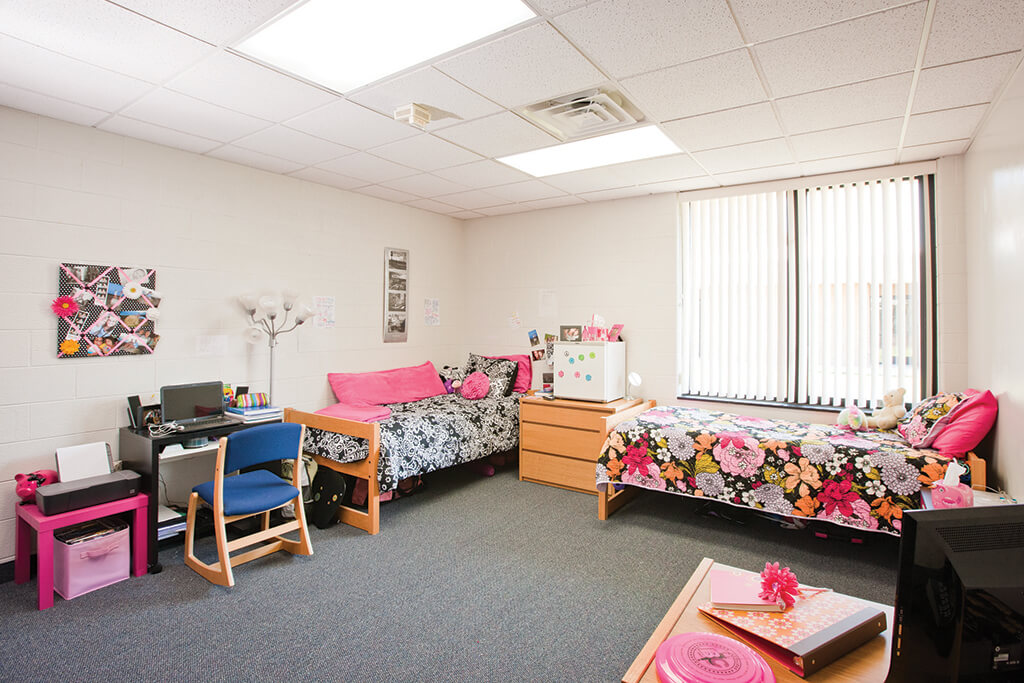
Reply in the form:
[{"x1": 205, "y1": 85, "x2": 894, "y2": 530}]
[{"x1": 698, "y1": 587, "x2": 887, "y2": 677}]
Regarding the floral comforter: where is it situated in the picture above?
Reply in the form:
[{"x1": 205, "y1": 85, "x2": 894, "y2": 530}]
[
  {"x1": 596, "y1": 405, "x2": 955, "y2": 536},
  {"x1": 303, "y1": 392, "x2": 521, "y2": 492}
]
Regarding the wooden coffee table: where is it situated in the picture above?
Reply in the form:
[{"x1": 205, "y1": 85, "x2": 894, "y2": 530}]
[{"x1": 623, "y1": 558, "x2": 894, "y2": 682}]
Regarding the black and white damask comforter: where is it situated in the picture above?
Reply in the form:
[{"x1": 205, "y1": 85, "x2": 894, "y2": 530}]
[{"x1": 303, "y1": 393, "x2": 522, "y2": 492}]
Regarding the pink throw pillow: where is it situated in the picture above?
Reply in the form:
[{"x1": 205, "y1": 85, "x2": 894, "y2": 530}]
[
  {"x1": 486, "y1": 354, "x2": 532, "y2": 393},
  {"x1": 315, "y1": 403, "x2": 392, "y2": 422},
  {"x1": 459, "y1": 372, "x2": 490, "y2": 400},
  {"x1": 930, "y1": 389, "x2": 997, "y2": 456},
  {"x1": 327, "y1": 361, "x2": 447, "y2": 406}
]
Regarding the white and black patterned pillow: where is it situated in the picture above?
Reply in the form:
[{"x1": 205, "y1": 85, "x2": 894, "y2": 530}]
[{"x1": 465, "y1": 353, "x2": 518, "y2": 398}]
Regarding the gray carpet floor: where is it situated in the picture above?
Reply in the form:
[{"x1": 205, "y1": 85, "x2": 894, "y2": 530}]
[{"x1": 0, "y1": 465, "x2": 899, "y2": 682}]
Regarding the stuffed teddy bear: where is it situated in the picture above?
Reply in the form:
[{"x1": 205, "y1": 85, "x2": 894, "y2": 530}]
[
  {"x1": 865, "y1": 387, "x2": 907, "y2": 430},
  {"x1": 15, "y1": 469, "x2": 58, "y2": 503}
]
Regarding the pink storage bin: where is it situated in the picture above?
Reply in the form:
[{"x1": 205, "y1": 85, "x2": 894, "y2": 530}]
[{"x1": 53, "y1": 518, "x2": 129, "y2": 600}]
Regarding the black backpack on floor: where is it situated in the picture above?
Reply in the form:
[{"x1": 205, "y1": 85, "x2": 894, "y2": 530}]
[{"x1": 307, "y1": 468, "x2": 347, "y2": 529}]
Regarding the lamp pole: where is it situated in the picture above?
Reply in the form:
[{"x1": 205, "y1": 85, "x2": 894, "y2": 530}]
[{"x1": 239, "y1": 291, "x2": 313, "y2": 405}]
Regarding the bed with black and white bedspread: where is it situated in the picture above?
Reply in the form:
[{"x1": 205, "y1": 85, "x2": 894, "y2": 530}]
[{"x1": 302, "y1": 392, "x2": 521, "y2": 492}]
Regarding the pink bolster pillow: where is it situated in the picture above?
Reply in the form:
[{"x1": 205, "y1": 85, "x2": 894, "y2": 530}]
[
  {"x1": 315, "y1": 403, "x2": 392, "y2": 422},
  {"x1": 486, "y1": 353, "x2": 532, "y2": 393},
  {"x1": 328, "y1": 361, "x2": 447, "y2": 406},
  {"x1": 929, "y1": 389, "x2": 997, "y2": 456}
]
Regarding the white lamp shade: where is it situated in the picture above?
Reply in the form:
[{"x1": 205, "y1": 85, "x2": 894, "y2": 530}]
[
  {"x1": 628, "y1": 372, "x2": 643, "y2": 388},
  {"x1": 244, "y1": 326, "x2": 264, "y2": 344},
  {"x1": 282, "y1": 289, "x2": 299, "y2": 310},
  {"x1": 238, "y1": 293, "x2": 259, "y2": 313},
  {"x1": 258, "y1": 295, "x2": 280, "y2": 317},
  {"x1": 295, "y1": 302, "x2": 315, "y2": 323}
]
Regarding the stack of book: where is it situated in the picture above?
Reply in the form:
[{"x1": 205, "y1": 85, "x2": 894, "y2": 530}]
[
  {"x1": 225, "y1": 405, "x2": 283, "y2": 423},
  {"x1": 157, "y1": 504, "x2": 186, "y2": 540}
]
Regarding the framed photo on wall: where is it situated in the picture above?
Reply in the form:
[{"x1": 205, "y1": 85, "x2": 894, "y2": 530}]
[{"x1": 384, "y1": 248, "x2": 409, "y2": 343}]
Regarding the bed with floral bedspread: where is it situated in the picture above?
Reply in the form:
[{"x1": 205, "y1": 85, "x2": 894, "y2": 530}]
[
  {"x1": 302, "y1": 392, "x2": 521, "y2": 493},
  {"x1": 596, "y1": 405, "x2": 957, "y2": 536}
]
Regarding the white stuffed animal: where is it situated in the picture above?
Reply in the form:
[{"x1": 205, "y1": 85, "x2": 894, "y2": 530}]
[{"x1": 865, "y1": 387, "x2": 907, "y2": 430}]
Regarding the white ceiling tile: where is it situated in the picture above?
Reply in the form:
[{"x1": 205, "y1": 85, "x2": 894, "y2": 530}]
[
  {"x1": 476, "y1": 203, "x2": 532, "y2": 216},
  {"x1": 899, "y1": 139, "x2": 970, "y2": 162},
  {"x1": 545, "y1": 165, "x2": 634, "y2": 193},
  {"x1": 693, "y1": 138, "x2": 795, "y2": 174},
  {"x1": 754, "y1": 3, "x2": 926, "y2": 98},
  {"x1": 715, "y1": 164, "x2": 802, "y2": 187},
  {"x1": 639, "y1": 175, "x2": 719, "y2": 193},
  {"x1": 528, "y1": 0, "x2": 592, "y2": 16},
  {"x1": 579, "y1": 186, "x2": 652, "y2": 202},
  {"x1": 379, "y1": 173, "x2": 469, "y2": 198},
  {"x1": 119, "y1": 89, "x2": 269, "y2": 142},
  {"x1": 287, "y1": 166, "x2": 368, "y2": 190},
  {"x1": 316, "y1": 152, "x2": 417, "y2": 183},
  {"x1": 912, "y1": 53, "x2": 1020, "y2": 114},
  {"x1": 621, "y1": 49, "x2": 767, "y2": 121},
  {"x1": 232, "y1": 125, "x2": 353, "y2": 166},
  {"x1": 924, "y1": 0, "x2": 1024, "y2": 67},
  {"x1": 369, "y1": 134, "x2": 483, "y2": 171},
  {"x1": 436, "y1": 23, "x2": 605, "y2": 108},
  {"x1": 554, "y1": 0, "x2": 743, "y2": 78},
  {"x1": 0, "y1": 83, "x2": 107, "y2": 126},
  {"x1": 0, "y1": 0, "x2": 214, "y2": 83},
  {"x1": 167, "y1": 51, "x2": 337, "y2": 122},
  {"x1": 405, "y1": 197, "x2": 460, "y2": 215},
  {"x1": 98, "y1": 115, "x2": 221, "y2": 153},
  {"x1": 662, "y1": 102, "x2": 783, "y2": 151},
  {"x1": 520, "y1": 195, "x2": 586, "y2": 210},
  {"x1": 775, "y1": 73, "x2": 912, "y2": 135},
  {"x1": 431, "y1": 189, "x2": 505, "y2": 210},
  {"x1": 348, "y1": 67, "x2": 503, "y2": 131},
  {"x1": 0, "y1": 35, "x2": 152, "y2": 112},
  {"x1": 903, "y1": 104, "x2": 988, "y2": 147},
  {"x1": 485, "y1": 180, "x2": 567, "y2": 202},
  {"x1": 286, "y1": 98, "x2": 418, "y2": 149},
  {"x1": 449, "y1": 209, "x2": 485, "y2": 219},
  {"x1": 731, "y1": 0, "x2": 907, "y2": 43},
  {"x1": 355, "y1": 185, "x2": 420, "y2": 203},
  {"x1": 206, "y1": 144, "x2": 303, "y2": 174},
  {"x1": 434, "y1": 112, "x2": 557, "y2": 158},
  {"x1": 108, "y1": 0, "x2": 297, "y2": 45},
  {"x1": 798, "y1": 149, "x2": 897, "y2": 176},
  {"x1": 610, "y1": 153, "x2": 705, "y2": 184},
  {"x1": 433, "y1": 159, "x2": 532, "y2": 187},
  {"x1": 790, "y1": 118, "x2": 902, "y2": 161}
]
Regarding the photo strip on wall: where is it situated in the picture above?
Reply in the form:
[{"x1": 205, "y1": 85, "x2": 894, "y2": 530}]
[{"x1": 384, "y1": 248, "x2": 408, "y2": 343}]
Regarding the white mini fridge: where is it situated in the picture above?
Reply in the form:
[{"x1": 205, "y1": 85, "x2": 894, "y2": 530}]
[{"x1": 552, "y1": 341, "x2": 626, "y2": 402}]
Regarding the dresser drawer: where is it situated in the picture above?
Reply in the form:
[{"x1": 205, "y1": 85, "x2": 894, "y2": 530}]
[
  {"x1": 520, "y1": 450, "x2": 598, "y2": 495},
  {"x1": 521, "y1": 402, "x2": 600, "y2": 430},
  {"x1": 521, "y1": 422, "x2": 604, "y2": 461}
]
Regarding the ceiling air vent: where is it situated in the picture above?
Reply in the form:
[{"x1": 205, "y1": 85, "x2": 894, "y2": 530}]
[{"x1": 518, "y1": 88, "x2": 643, "y2": 141}]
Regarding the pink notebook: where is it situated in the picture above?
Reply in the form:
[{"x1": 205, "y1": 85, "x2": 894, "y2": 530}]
[{"x1": 709, "y1": 568, "x2": 783, "y2": 612}]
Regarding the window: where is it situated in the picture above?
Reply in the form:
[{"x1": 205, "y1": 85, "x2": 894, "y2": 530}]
[{"x1": 677, "y1": 171, "x2": 935, "y2": 408}]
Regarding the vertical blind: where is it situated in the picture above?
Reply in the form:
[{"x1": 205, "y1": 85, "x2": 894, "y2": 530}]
[{"x1": 678, "y1": 174, "x2": 933, "y2": 407}]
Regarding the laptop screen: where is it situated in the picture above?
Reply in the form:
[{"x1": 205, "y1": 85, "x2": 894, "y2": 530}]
[{"x1": 160, "y1": 381, "x2": 225, "y2": 425}]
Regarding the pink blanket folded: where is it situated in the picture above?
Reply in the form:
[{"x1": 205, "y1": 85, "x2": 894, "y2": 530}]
[{"x1": 315, "y1": 402, "x2": 391, "y2": 422}]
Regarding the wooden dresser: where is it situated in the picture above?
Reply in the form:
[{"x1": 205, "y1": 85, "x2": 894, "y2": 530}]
[{"x1": 519, "y1": 395, "x2": 643, "y2": 494}]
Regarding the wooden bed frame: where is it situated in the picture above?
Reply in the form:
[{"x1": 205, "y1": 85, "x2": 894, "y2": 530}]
[
  {"x1": 284, "y1": 408, "x2": 382, "y2": 535},
  {"x1": 595, "y1": 403, "x2": 989, "y2": 522}
]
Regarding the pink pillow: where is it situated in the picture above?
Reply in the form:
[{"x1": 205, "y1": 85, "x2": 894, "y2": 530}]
[
  {"x1": 486, "y1": 354, "x2": 531, "y2": 393},
  {"x1": 328, "y1": 361, "x2": 447, "y2": 406},
  {"x1": 930, "y1": 390, "x2": 997, "y2": 456},
  {"x1": 315, "y1": 403, "x2": 392, "y2": 422},
  {"x1": 459, "y1": 372, "x2": 490, "y2": 400}
]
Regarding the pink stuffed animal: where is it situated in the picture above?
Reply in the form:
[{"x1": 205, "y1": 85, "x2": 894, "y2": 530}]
[{"x1": 15, "y1": 469, "x2": 58, "y2": 503}]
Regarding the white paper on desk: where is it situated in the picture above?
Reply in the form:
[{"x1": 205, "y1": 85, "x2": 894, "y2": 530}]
[{"x1": 55, "y1": 442, "x2": 112, "y2": 481}]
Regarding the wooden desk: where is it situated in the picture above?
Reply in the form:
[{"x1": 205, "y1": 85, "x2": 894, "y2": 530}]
[{"x1": 624, "y1": 558, "x2": 894, "y2": 683}]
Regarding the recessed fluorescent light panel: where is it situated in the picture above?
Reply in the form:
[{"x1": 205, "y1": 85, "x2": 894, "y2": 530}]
[
  {"x1": 498, "y1": 126, "x2": 682, "y2": 176},
  {"x1": 235, "y1": 0, "x2": 536, "y2": 93}
]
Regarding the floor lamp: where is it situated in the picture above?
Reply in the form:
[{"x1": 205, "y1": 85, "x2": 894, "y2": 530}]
[{"x1": 238, "y1": 291, "x2": 313, "y2": 404}]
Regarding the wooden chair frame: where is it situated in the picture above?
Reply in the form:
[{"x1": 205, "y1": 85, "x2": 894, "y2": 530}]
[
  {"x1": 284, "y1": 408, "x2": 382, "y2": 535},
  {"x1": 184, "y1": 424, "x2": 313, "y2": 587}
]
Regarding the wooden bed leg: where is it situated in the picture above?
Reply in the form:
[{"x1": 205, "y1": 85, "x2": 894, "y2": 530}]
[
  {"x1": 967, "y1": 452, "x2": 987, "y2": 491},
  {"x1": 599, "y1": 485, "x2": 640, "y2": 520}
]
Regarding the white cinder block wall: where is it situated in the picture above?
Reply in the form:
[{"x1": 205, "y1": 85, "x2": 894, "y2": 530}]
[
  {"x1": 0, "y1": 106, "x2": 466, "y2": 563},
  {"x1": 964, "y1": 59, "x2": 1024, "y2": 497}
]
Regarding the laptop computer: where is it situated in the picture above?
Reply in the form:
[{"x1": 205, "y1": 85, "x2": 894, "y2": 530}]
[{"x1": 160, "y1": 381, "x2": 234, "y2": 432}]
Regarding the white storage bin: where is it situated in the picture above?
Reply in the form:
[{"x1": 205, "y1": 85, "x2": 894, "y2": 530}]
[{"x1": 53, "y1": 518, "x2": 129, "y2": 599}]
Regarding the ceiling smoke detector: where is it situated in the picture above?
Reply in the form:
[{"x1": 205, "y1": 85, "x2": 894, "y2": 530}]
[
  {"x1": 518, "y1": 88, "x2": 643, "y2": 141},
  {"x1": 394, "y1": 103, "x2": 431, "y2": 130}
]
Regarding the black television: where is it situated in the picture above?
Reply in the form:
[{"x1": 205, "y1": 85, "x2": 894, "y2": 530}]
[{"x1": 887, "y1": 505, "x2": 1024, "y2": 682}]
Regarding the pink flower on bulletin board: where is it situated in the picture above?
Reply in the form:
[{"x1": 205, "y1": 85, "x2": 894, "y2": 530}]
[
  {"x1": 59, "y1": 339, "x2": 80, "y2": 355},
  {"x1": 51, "y1": 296, "x2": 79, "y2": 318}
]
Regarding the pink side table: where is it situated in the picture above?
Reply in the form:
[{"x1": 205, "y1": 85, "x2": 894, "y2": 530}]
[{"x1": 15, "y1": 493, "x2": 148, "y2": 610}]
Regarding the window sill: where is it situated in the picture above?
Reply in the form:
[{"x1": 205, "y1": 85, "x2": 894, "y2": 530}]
[{"x1": 676, "y1": 394, "x2": 843, "y2": 414}]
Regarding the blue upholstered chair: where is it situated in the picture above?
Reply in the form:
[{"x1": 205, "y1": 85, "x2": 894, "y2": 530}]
[{"x1": 184, "y1": 422, "x2": 312, "y2": 586}]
